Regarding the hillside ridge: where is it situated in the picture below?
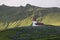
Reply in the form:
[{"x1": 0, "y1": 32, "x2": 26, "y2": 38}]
[{"x1": 0, "y1": 4, "x2": 60, "y2": 30}]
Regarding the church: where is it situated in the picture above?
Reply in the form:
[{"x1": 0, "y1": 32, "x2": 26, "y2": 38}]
[{"x1": 32, "y1": 15, "x2": 44, "y2": 26}]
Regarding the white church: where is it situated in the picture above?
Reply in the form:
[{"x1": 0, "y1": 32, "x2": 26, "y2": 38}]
[{"x1": 32, "y1": 15, "x2": 44, "y2": 26}]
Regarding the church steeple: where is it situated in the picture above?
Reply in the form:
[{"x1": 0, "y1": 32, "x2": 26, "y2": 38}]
[{"x1": 33, "y1": 15, "x2": 36, "y2": 21}]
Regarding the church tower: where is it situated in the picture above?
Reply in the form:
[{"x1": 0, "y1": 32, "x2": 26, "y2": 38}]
[{"x1": 32, "y1": 15, "x2": 38, "y2": 26}]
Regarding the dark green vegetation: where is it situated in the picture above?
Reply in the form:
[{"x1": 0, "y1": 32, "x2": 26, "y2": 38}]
[
  {"x1": 0, "y1": 4, "x2": 60, "y2": 30},
  {"x1": 0, "y1": 25, "x2": 60, "y2": 40}
]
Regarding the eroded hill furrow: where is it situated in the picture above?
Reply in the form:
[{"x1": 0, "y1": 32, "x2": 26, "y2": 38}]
[{"x1": 0, "y1": 4, "x2": 60, "y2": 30}]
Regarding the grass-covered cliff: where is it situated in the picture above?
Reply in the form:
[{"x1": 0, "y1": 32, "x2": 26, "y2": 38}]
[{"x1": 0, "y1": 4, "x2": 60, "y2": 30}]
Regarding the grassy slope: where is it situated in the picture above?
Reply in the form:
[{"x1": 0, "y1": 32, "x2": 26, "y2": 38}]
[
  {"x1": 0, "y1": 4, "x2": 60, "y2": 30},
  {"x1": 0, "y1": 25, "x2": 60, "y2": 40},
  {"x1": 43, "y1": 12, "x2": 60, "y2": 26}
]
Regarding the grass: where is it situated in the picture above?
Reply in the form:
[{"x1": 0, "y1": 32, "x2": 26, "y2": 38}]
[
  {"x1": 0, "y1": 25, "x2": 60, "y2": 40},
  {"x1": 0, "y1": 4, "x2": 60, "y2": 30}
]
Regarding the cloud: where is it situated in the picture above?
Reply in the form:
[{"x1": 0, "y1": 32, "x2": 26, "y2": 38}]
[{"x1": 0, "y1": 0, "x2": 60, "y2": 7}]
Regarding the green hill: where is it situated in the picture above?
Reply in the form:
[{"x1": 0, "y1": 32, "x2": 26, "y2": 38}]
[
  {"x1": 0, "y1": 26, "x2": 60, "y2": 40},
  {"x1": 0, "y1": 4, "x2": 60, "y2": 30}
]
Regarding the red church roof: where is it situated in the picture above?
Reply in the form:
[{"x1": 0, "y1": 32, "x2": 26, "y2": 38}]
[{"x1": 36, "y1": 23, "x2": 44, "y2": 25}]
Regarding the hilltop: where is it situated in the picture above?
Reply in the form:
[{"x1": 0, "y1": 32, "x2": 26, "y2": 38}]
[{"x1": 0, "y1": 4, "x2": 60, "y2": 30}]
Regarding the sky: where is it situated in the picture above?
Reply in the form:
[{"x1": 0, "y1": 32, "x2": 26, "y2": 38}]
[{"x1": 0, "y1": 0, "x2": 60, "y2": 7}]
